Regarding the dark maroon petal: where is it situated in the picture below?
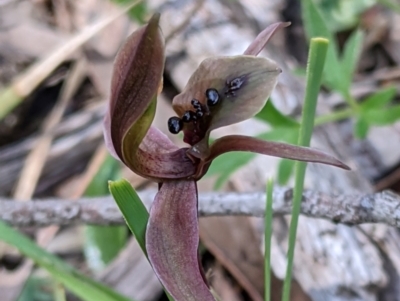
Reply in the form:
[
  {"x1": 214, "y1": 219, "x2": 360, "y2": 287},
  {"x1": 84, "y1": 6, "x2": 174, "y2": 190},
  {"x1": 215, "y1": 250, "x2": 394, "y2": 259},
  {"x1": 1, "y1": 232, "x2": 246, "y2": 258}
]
[
  {"x1": 129, "y1": 127, "x2": 196, "y2": 180},
  {"x1": 243, "y1": 22, "x2": 291, "y2": 56},
  {"x1": 146, "y1": 181, "x2": 215, "y2": 301},
  {"x1": 202, "y1": 135, "x2": 350, "y2": 170},
  {"x1": 109, "y1": 13, "x2": 165, "y2": 159},
  {"x1": 103, "y1": 14, "x2": 197, "y2": 180},
  {"x1": 103, "y1": 111, "x2": 119, "y2": 159}
]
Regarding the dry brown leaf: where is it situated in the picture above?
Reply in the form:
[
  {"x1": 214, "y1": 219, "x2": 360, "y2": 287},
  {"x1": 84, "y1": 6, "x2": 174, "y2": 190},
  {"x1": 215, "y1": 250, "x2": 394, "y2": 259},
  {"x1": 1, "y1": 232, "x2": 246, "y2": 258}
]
[
  {"x1": 200, "y1": 216, "x2": 265, "y2": 301},
  {"x1": 210, "y1": 263, "x2": 243, "y2": 301},
  {"x1": 99, "y1": 238, "x2": 162, "y2": 301},
  {"x1": 199, "y1": 210, "x2": 311, "y2": 301}
]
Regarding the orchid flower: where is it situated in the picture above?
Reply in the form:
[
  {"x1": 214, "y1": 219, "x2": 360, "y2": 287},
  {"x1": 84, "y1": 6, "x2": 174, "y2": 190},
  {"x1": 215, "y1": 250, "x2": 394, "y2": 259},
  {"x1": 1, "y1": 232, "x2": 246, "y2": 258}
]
[{"x1": 104, "y1": 14, "x2": 349, "y2": 301}]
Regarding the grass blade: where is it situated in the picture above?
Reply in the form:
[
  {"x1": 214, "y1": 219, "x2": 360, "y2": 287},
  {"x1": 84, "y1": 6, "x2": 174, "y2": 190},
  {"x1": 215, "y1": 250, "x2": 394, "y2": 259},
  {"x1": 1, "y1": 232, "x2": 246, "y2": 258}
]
[
  {"x1": 0, "y1": 220, "x2": 132, "y2": 301},
  {"x1": 264, "y1": 179, "x2": 274, "y2": 301},
  {"x1": 109, "y1": 179, "x2": 149, "y2": 255},
  {"x1": 281, "y1": 37, "x2": 329, "y2": 301}
]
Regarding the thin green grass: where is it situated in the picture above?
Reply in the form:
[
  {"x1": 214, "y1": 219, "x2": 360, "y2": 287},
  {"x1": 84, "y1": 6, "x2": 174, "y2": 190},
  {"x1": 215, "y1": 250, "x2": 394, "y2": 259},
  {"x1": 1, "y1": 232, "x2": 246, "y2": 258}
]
[
  {"x1": 109, "y1": 179, "x2": 149, "y2": 255},
  {"x1": 264, "y1": 178, "x2": 274, "y2": 301},
  {"x1": 281, "y1": 37, "x2": 329, "y2": 301},
  {"x1": 0, "y1": 220, "x2": 132, "y2": 301}
]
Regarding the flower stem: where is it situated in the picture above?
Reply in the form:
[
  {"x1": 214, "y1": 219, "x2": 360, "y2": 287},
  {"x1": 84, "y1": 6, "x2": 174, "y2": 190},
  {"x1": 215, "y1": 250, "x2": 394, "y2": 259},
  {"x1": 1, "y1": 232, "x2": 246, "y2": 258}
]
[
  {"x1": 264, "y1": 178, "x2": 274, "y2": 301},
  {"x1": 281, "y1": 37, "x2": 329, "y2": 301}
]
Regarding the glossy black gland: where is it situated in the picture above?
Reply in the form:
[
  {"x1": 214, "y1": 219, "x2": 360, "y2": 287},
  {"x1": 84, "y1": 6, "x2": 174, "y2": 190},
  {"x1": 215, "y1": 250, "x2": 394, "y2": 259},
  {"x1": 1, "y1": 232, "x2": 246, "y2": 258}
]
[
  {"x1": 182, "y1": 111, "x2": 196, "y2": 123},
  {"x1": 206, "y1": 88, "x2": 219, "y2": 106},
  {"x1": 196, "y1": 110, "x2": 204, "y2": 118},
  {"x1": 228, "y1": 77, "x2": 244, "y2": 90},
  {"x1": 225, "y1": 76, "x2": 246, "y2": 97},
  {"x1": 168, "y1": 117, "x2": 183, "y2": 134},
  {"x1": 191, "y1": 99, "x2": 201, "y2": 109}
]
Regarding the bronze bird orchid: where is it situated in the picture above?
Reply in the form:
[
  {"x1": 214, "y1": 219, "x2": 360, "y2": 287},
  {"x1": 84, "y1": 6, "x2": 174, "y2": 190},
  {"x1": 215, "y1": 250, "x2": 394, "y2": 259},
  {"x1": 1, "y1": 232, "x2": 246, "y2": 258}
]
[{"x1": 104, "y1": 14, "x2": 349, "y2": 301}]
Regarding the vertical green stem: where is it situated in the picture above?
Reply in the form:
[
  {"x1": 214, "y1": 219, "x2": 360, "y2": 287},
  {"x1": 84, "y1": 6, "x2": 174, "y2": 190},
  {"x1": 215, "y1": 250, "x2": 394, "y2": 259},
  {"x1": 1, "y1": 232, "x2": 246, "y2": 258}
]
[
  {"x1": 281, "y1": 37, "x2": 329, "y2": 301},
  {"x1": 264, "y1": 178, "x2": 274, "y2": 301}
]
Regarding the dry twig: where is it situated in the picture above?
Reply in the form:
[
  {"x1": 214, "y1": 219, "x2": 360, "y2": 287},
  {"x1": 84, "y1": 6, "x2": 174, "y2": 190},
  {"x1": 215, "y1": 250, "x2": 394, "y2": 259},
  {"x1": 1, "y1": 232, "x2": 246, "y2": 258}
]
[{"x1": 1, "y1": 188, "x2": 399, "y2": 228}]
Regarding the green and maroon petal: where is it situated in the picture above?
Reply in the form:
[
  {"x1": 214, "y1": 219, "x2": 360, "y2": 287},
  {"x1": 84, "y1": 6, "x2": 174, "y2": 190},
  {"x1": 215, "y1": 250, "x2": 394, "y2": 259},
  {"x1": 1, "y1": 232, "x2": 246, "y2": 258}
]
[
  {"x1": 172, "y1": 55, "x2": 281, "y2": 155},
  {"x1": 243, "y1": 22, "x2": 290, "y2": 56},
  {"x1": 205, "y1": 135, "x2": 350, "y2": 170},
  {"x1": 104, "y1": 14, "x2": 196, "y2": 180}
]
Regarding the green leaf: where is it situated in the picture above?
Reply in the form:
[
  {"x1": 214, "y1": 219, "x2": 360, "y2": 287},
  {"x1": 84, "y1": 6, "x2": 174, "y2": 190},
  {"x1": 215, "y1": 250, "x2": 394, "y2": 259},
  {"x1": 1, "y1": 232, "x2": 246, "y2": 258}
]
[
  {"x1": 316, "y1": 0, "x2": 374, "y2": 32},
  {"x1": 362, "y1": 105, "x2": 400, "y2": 126},
  {"x1": 84, "y1": 226, "x2": 127, "y2": 271},
  {"x1": 109, "y1": 179, "x2": 149, "y2": 255},
  {"x1": 207, "y1": 151, "x2": 255, "y2": 189},
  {"x1": 341, "y1": 30, "x2": 364, "y2": 93},
  {"x1": 112, "y1": 0, "x2": 148, "y2": 23},
  {"x1": 258, "y1": 128, "x2": 299, "y2": 144},
  {"x1": 255, "y1": 100, "x2": 299, "y2": 128},
  {"x1": 277, "y1": 159, "x2": 295, "y2": 185},
  {"x1": 213, "y1": 172, "x2": 232, "y2": 190},
  {"x1": 18, "y1": 276, "x2": 54, "y2": 301},
  {"x1": 84, "y1": 155, "x2": 127, "y2": 272},
  {"x1": 84, "y1": 155, "x2": 121, "y2": 196},
  {"x1": 360, "y1": 86, "x2": 397, "y2": 111},
  {"x1": 353, "y1": 117, "x2": 370, "y2": 139},
  {"x1": 0, "y1": 220, "x2": 132, "y2": 301},
  {"x1": 206, "y1": 128, "x2": 299, "y2": 189},
  {"x1": 291, "y1": 67, "x2": 307, "y2": 77},
  {"x1": 301, "y1": 0, "x2": 343, "y2": 93},
  {"x1": 128, "y1": 2, "x2": 147, "y2": 23}
]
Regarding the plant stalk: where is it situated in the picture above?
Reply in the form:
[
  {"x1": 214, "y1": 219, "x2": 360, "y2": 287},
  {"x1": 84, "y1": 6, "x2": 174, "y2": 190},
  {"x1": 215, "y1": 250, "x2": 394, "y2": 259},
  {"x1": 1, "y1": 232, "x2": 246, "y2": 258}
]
[{"x1": 281, "y1": 37, "x2": 329, "y2": 301}]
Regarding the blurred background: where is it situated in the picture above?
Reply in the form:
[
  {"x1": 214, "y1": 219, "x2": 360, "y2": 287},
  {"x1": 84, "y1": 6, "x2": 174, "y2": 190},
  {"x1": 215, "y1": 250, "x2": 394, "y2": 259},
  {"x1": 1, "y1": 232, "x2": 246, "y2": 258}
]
[{"x1": 1, "y1": 0, "x2": 400, "y2": 300}]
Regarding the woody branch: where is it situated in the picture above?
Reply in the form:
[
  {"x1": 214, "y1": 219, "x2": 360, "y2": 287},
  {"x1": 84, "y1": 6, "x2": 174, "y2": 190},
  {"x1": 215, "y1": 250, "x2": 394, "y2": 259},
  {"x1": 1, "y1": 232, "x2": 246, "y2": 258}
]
[{"x1": 1, "y1": 188, "x2": 399, "y2": 228}]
